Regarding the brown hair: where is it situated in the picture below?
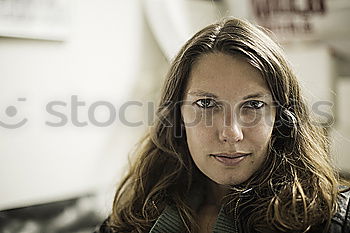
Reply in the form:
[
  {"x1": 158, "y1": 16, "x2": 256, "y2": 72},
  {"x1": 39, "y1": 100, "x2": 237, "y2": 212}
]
[{"x1": 108, "y1": 17, "x2": 344, "y2": 233}]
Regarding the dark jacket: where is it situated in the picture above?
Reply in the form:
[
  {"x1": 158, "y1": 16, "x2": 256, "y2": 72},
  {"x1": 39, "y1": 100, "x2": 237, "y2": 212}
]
[{"x1": 94, "y1": 188, "x2": 350, "y2": 233}]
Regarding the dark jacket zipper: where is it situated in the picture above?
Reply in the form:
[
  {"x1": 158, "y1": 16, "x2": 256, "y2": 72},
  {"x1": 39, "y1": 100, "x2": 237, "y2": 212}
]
[
  {"x1": 234, "y1": 188, "x2": 253, "y2": 233},
  {"x1": 233, "y1": 197, "x2": 241, "y2": 233}
]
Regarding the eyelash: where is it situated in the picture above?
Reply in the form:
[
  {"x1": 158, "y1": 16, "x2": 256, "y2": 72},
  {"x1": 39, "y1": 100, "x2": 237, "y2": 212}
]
[
  {"x1": 243, "y1": 100, "x2": 265, "y2": 110},
  {"x1": 194, "y1": 99, "x2": 265, "y2": 110},
  {"x1": 194, "y1": 99, "x2": 217, "y2": 109}
]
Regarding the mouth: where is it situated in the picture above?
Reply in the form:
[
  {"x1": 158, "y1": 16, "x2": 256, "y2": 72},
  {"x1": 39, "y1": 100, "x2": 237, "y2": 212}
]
[
  {"x1": 210, "y1": 152, "x2": 251, "y2": 159},
  {"x1": 210, "y1": 153, "x2": 251, "y2": 166}
]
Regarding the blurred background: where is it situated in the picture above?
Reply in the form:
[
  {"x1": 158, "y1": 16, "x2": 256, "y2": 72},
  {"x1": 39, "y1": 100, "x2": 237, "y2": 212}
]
[{"x1": 0, "y1": 0, "x2": 349, "y2": 232}]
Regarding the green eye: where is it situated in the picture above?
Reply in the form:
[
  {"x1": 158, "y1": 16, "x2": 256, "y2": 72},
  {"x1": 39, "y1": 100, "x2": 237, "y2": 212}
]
[
  {"x1": 195, "y1": 99, "x2": 216, "y2": 109},
  {"x1": 244, "y1": 100, "x2": 265, "y2": 109}
]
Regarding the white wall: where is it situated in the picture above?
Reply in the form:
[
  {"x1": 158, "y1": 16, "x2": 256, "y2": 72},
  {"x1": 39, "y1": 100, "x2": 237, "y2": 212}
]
[
  {"x1": 0, "y1": 0, "x2": 170, "y2": 211},
  {"x1": 283, "y1": 43, "x2": 335, "y2": 125},
  {"x1": 331, "y1": 78, "x2": 350, "y2": 172}
]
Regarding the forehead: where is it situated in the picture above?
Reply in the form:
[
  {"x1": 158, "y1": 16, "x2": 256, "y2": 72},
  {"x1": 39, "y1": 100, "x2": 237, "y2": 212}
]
[{"x1": 184, "y1": 52, "x2": 271, "y2": 99}]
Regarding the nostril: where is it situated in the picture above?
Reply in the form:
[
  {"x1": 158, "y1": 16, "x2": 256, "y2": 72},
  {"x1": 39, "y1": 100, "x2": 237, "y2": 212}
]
[{"x1": 220, "y1": 124, "x2": 243, "y2": 143}]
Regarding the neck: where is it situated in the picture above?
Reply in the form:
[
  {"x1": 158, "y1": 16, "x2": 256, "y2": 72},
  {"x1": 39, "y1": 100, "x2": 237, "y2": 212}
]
[{"x1": 204, "y1": 178, "x2": 229, "y2": 207}]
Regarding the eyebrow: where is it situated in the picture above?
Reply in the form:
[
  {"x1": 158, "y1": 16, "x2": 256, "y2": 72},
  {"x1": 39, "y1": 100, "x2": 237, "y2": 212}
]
[
  {"x1": 187, "y1": 89, "x2": 271, "y2": 100},
  {"x1": 187, "y1": 90, "x2": 219, "y2": 98},
  {"x1": 242, "y1": 93, "x2": 271, "y2": 100}
]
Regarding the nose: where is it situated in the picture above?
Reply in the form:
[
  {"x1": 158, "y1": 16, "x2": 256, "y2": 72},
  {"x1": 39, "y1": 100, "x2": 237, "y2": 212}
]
[{"x1": 219, "y1": 118, "x2": 244, "y2": 143}]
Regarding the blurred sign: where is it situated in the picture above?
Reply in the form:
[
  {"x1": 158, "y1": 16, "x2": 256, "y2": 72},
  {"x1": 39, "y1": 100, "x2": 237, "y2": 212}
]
[
  {"x1": 0, "y1": 0, "x2": 70, "y2": 41},
  {"x1": 249, "y1": 0, "x2": 350, "y2": 43},
  {"x1": 251, "y1": 0, "x2": 326, "y2": 35}
]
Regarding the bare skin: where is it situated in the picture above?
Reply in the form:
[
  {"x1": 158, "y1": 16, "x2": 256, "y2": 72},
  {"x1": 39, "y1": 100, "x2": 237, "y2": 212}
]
[
  {"x1": 197, "y1": 204, "x2": 218, "y2": 233},
  {"x1": 196, "y1": 180, "x2": 229, "y2": 233}
]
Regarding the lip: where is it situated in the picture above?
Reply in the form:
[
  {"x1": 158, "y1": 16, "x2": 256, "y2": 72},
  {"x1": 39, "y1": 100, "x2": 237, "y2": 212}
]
[{"x1": 210, "y1": 152, "x2": 251, "y2": 166}]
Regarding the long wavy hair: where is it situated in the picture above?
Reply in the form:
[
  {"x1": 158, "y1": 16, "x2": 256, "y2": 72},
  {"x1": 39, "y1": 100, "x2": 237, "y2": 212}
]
[{"x1": 108, "y1": 17, "x2": 345, "y2": 233}]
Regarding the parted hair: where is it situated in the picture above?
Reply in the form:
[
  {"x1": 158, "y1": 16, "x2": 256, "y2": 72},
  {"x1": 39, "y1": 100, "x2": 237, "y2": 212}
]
[{"x1": 107, "y1": 17, "x2": 343, "y2": 233}]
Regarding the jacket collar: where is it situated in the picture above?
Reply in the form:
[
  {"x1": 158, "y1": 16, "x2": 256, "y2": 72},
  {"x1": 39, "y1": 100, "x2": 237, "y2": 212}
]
[
  {"x1": 149, "y1": 203, "x2": 236, "y2": 233},
  {"x1": 149, "y1": 184, "x2": 255, "y2": 233}
]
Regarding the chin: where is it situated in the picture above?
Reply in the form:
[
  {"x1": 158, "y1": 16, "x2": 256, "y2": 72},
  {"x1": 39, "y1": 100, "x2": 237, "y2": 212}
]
[
  {"x1": 212, "y1": 174, "x2": 251, "y2": 186},
  {"x1": 212, "y1": 178, "x2": 243, "y2": 186}
]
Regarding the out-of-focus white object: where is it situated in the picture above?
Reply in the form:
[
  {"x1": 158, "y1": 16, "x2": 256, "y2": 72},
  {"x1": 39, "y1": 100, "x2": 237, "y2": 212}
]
[
  {"x1": 143, "y1": 0, "x2": 220, "y2": 60},
  {"x1": 330, "y1": 127, "x2": 350, "y2": 173},
  {"x1": 283, "y1": 43, "x2": 335, "y2": 124},
  {"x1": 0, "y1": 0, "x2": 143, "y2": 211},
  {"x1": 331, "y1": 77, "x2": 350, "y2": 173},
  {"x1": 0, "y1": 0, "x2": 71, "y2": 41},
  {"x1": 225, "y1": 0, "x2": 350, "y2": 58},
  {"x1": 144, "y1": 0, "x2": 350, "y2": 71},
  {"x1": 336, "y1": 78, "x2": 350, "y2": 127}
]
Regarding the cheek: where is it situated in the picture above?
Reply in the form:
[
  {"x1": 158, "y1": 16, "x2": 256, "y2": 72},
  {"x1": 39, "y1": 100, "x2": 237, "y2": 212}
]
[
  {"x1": 239, "y1": 107, "x2": 275, "y2": 128},
  {"x1": 182, "y1": 106, "x2": 215, "y2": 140},
  {"x1": 252, "y1": 109, "x2": 275, "y2": 141},
  {"x1": 185, "y1": 124, "x2": 215, "y2": 153},
  {"x1": 182, "y1": 112, "x2": 217, "y2": 158},
  {"x1": 182, "y1": 105, "x2": 216, "y2": 127},
  {"x1": 247, "y1": 120, "x2": 274, "y2": 151}
]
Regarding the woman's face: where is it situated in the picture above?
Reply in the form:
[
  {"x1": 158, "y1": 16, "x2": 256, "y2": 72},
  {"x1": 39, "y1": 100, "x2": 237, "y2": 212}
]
[{"x1": 181, "y1": 52, "x2": 276, "y2": 185}]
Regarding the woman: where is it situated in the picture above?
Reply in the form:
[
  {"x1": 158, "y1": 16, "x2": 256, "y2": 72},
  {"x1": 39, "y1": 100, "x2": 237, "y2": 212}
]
[{"x1": 95, "y1": 18, "x2": 350, "y2": 233}]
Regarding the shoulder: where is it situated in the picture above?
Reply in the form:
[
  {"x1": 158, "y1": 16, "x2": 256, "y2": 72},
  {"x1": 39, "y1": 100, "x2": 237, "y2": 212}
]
[{"x1": 329, "y1": 186, "x2": 350, "y2": 233}]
